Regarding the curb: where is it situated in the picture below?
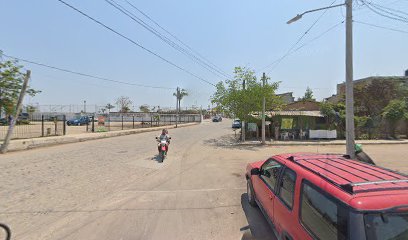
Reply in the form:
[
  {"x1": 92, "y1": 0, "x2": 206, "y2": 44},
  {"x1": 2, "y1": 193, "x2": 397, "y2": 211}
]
[
  {"x1": 5, "y1": 123, "x2": 198, "y2": 153},
  {"x1": 238, "y1": 140, "x2": 408, "y2": 147}
]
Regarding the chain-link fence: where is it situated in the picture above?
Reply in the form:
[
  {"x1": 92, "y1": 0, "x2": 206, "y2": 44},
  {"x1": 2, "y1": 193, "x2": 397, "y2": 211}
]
[
  {"x1": 94, "y1": 113, "x2": 201, "y2": 132},
  {"x1": 0, "y1": 114, "x2": 66, "y2": 141},
  {"x1": 0, "y1": 112, "x2": 200, "y2": 140}
]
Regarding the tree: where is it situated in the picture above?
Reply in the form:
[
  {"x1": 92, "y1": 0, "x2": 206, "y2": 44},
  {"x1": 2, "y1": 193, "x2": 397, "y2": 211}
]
[
  {"x1": 320, "y1": 101, "x2": 336, "y2": 129},
  {"x1": 0, "y1": 59, "x2": 40, "y2": 117},
  {"x1": 173, "y1": 88, "x2": 188, "y2": 112},
  {"x1": 139, "y1": 104, "x2": 150, "y2": 113},
  {"x1": 382, "y1": 100, "x2": 407, "y2": 138},
  {"x1": 354, "y1": 80, "x2": 398, "y2": 117},
  {"x1": 105, "y1": 103, "x2": 115, "y2": 113},
  {"x1": 26, "y1": 104, "x2": 37, "y2": 118},
  {"x1": 115, "y1": 96, "x2": 133, "y2": 113},
  {"x1": 211, "y1": 66, "x2": 280, "y2": 122},
  {"x1": 298, "y1": 87, "x2": 314, "y2": 101}
]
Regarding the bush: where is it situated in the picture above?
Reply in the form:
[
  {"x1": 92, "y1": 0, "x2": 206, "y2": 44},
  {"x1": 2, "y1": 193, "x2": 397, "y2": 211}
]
[
  {"x1": 96, "y1": 127, "x2": 108, "y2": 132},
  {"x1": 16, "y1": 120, "x2": 30, "y2": 125}
]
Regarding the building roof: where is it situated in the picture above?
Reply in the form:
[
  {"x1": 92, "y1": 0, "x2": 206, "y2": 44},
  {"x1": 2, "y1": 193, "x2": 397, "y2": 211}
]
[
  {"x1": 270, "y1": 110, "x2": 323, "y2": 117},
  {"x1": 252, "y1": 110, "x2": 323, "y2": 118},
  {"x1": 337, "y1": 76, "x2": 408, "y2": 86}
]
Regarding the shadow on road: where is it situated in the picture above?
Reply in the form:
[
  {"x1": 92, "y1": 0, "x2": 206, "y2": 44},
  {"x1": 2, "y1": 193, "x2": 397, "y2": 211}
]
[
  {"x1": 203, "y1": 135, "x2": 265, "y2": 151},
  {"x1": 150, "y1": 155, "x2": 162, "y2": 162},
  {"x1": 240, "y1": 193, "x2": 277, "y2": 240}
]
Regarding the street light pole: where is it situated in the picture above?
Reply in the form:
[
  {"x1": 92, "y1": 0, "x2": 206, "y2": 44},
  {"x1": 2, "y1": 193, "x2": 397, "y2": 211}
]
[
  {"x1": 345, "y1": 0, "x2": 355, "y2": 158},
  {"x1": 286, "y1": 0, "x2": 355, "y2": 158}
]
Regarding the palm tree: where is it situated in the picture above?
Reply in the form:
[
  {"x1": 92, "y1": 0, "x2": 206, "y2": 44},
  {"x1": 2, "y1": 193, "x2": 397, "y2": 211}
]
[
  {"x1": 173, "y1": 88, "x2": 188, "y2": 112},
  {"x1": 105, "y1": 103, "x2": 115, "y2": 114}
]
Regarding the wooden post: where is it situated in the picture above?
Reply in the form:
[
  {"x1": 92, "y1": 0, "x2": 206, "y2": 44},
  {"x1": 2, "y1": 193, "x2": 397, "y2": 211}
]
[{"x1": 1, "y1": 70, "x2": 31, "y2": 154}]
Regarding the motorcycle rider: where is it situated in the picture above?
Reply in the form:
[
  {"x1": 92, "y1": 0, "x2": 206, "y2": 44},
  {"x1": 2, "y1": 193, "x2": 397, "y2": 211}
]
[{"x1": 157, "y1": 129, "x2": 170, "y2": 153}]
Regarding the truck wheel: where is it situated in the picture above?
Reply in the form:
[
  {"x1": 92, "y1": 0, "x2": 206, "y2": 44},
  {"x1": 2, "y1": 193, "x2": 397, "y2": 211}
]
[{"x1": 247, "y1": 180, "x2": 257, "y2": 207}]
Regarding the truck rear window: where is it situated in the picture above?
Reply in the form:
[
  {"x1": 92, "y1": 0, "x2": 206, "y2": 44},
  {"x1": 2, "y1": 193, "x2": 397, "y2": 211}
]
[
  {"x1": 300, "y1": 181, "x2": 348, "y2": 240},
  {"x1": 365, "y1": 212, "x2": 408, "y2": 240}
]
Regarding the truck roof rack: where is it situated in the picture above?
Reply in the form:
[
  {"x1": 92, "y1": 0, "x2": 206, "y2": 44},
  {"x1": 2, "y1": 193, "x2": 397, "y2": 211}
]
[{"x1": 286, "y1": 154, "x2": 408, "y2": 194}]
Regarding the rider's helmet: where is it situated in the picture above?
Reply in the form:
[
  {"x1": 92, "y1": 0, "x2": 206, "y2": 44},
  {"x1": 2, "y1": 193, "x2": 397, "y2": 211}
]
[{"x1": 162, "y1": 129, "x2": 167, "y2": 135}]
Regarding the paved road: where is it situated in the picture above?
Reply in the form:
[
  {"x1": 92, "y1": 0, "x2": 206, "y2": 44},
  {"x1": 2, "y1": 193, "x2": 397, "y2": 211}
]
[{"x1": 1, "y1": 120, "x2": 407, "y2": 240}]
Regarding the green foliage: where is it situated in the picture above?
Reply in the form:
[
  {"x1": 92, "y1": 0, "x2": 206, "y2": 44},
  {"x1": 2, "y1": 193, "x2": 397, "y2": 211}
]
[
  {"x1": 298, "y1": 87, "x2": 314, "y2": 101},
  {"x1": 211, "y1": 67, "x2": 281, "y2": 121},
  {"x1": 16, "y1": 120, "x2": 30, "y2": 125},
  {"x1": 173, "y1": 88, "x2": 188, "y2": 111},
  {"x1": 115, "y1": 96, "x2": 132, "y2": 113},
  {"x1": 139, "y1": 104, "x2": 150, "y2": 113},
  {"x1": 354, "y1": 80, "x2": 399, "y2": 117},
  {"x1": 383, "y1": 100, "x2": 406, "y2": 122},
  {"x1": 105, "y1": 103, "x2": 115, "y2": 111},
  {"x1": 96, "y1": 126, "x2": 108, "y2": 132},
  {"x1": 382, "y1": 100, "x2": 407, "y2": 137},
  {"x1": 26, "y1": 105, "x2": 37, "y2": 114},
  {"x1": 0, "y1": 59, "x2": 40, "y2": 116}
]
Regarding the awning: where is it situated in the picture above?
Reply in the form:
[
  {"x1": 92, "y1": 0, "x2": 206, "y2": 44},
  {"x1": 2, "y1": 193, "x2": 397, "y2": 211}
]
[{"x1": 252, "y1": 111, "x2": 324, "y2": 118}]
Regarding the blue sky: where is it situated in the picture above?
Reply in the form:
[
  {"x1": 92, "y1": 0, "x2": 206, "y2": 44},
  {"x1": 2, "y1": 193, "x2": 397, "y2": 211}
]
[{"x1": 1, "y1": 0, "x2": 407, "y2": 110}]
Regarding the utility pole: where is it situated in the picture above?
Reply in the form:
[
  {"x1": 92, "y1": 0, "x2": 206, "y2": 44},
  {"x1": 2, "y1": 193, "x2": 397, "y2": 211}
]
[
  {"x1": 261, "y1": 73, "x2": 266, "y2": 144},
  {"x1": 345, "y1": 0, "x2": 355, "y2": 158},
  {"x1": 286, "y1": 1, "x2": 355, "y2": 158},
  {"x1": 242, "y1": 80, "x2": 246, "y2": 142},
  {"x1": 1, "y1": 70, "x2": 31, "y2": 154},
  {"x1": 175, "y1": 87, "x2": 180, "y2": 128}
]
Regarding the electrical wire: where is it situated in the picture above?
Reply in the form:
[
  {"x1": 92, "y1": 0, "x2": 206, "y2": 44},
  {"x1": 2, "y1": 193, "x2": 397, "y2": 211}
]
[
  {"x1": 1, "y1": 52, "x2": 175, "y2": 90},
  {"x1": 354, "y1": 20, "x2": 408, "y2": 34},
  {"x1": 360, "y1": 0, "x2": 408, "y2": 23},
  {"x1": 55, "y1": 0, "x2": 216, "y2": 87},
  {"x1": 105, "y1": 0, "x2": 231, "y2": 79},
  {"x1": 259, "y1": 0, "x2": 338, "y2": 73},
  {"x1": 123, "y1": 0, "x2": 231, "y2": 79}
]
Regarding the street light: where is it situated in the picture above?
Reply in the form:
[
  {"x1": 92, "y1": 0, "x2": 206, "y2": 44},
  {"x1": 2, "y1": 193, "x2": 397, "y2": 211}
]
[
  {"x1": 287, "y1": 0, "x2": 356, "y2": 158},
  {"x1": 286, "y1": 4, "x2": 346, "y2": 25}
]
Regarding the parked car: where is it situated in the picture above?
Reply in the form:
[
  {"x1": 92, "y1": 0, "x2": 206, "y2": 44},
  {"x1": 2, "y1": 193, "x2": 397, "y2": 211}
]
[
  {"x1": 246, "y1": 153, "x2": 408, "y2": 240},
  {"x1": 232, "y1": 119, "x2": 241, "y2": 129},
  {"x1": 0, "y1": 118, "x2": 8, "y2": 126},
  {"x1": 18, "y1": 112, "x2": 30, "y2": 121},
  {"x1": 212, "y1": 116, "x2": 222, "y2": 122},
  {"x1": 66, "y1": 116, "x2": 90, "y2": 126}
]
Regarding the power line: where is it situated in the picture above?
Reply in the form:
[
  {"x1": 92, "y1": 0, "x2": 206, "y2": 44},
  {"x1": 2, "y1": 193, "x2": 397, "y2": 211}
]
[
  {"x1": 354, "y1": 20, "x2": 408, "y2": 34},
  {"x1": 55, "y1": 0, "x2": 216, "y2": 87},
  {"x1": 123, "y1": 0, "x2": 231, "y2": 79},
  {"x1": 259, "y1": 0, "x2": 338, "y2": 73},
  {"x1": 1, "y1": 52, "x2": 175, "y2": 90},
  {"x1": 104, "y1": 0, "x2": 231, "y2": 79},
  {"x1": 360, "y1": 0, "x2": 408, "y2": 23},
  {"x1": 293, "y1": 21, "x2": 345, "y2": 52}
]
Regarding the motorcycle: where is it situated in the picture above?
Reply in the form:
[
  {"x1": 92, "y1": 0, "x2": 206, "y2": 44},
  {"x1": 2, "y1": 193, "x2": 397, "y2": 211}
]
[{"x1": 156, "y1": 137, "x2": 171, "y2": 162}]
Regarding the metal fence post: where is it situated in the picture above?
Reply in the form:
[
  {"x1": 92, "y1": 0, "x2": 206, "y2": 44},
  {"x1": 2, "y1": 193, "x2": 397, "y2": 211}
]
[
  {"x1": 55, "y1": 117, "x2": 57, "y2": 135},
  {"x1": 41, "y1": 115, "x2": 44, "y2": 137},
  {"x1": 91, "y1": 116, "x2": 95, "y2": 133},
  {"x1": 63, "y1": 115, "x2": 66, "y2": 135},
  {"x1": 122, "y1": 115, "x2": 124, "y2": 130},
  {"x1": 133, "y1": 115, "x2": 135, "y2": 129},
  {"x1": 108, "y1": 115, "x2": 111, "y2": 131}
]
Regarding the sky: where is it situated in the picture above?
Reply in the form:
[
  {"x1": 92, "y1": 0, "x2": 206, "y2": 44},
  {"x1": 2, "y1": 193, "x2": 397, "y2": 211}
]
[{"x1": 1, "y1": 0, "x2": 407, "y2": 111}]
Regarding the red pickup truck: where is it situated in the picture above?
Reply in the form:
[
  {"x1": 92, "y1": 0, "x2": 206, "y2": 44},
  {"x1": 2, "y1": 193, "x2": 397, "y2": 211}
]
[{"x1": 246, "y1": 153, "x2": 408, "y2": 240}]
